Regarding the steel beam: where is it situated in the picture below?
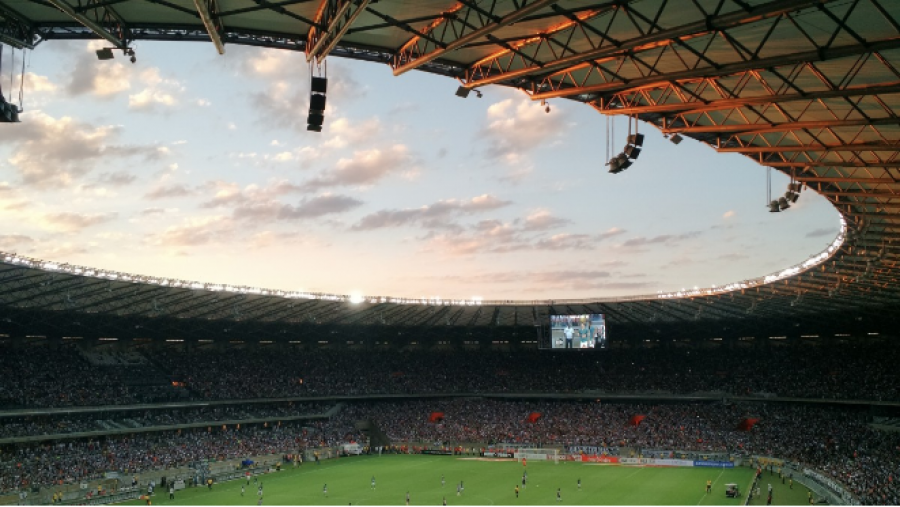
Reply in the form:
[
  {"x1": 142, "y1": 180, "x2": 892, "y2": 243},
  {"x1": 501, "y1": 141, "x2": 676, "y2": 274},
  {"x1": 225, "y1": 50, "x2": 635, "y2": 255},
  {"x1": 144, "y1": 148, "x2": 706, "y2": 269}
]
[
  {"x1": 600, "y1": 82, "x2": 900, "y2": 116},
  {"x1": 193, "y1": 0, "x2": 226, "y2": 54},
  {"x1": 463, "y1": 0, "x2": 833, "y2": 89},
  {"x1": 0, "y1": 1, "x2": 36, "y2": 49},
  {"x1": 662, "y1": 116, "x2": 900, "y2": 135},
  {"x1": 392, "y1": 0, "x2": 558, "y2": 76},
  {"x1": 765, "y1": 161, "x2": 900, "y2": 168},
  {"x1": 717, "y1": 143, "x2": 900, "y2": 153},
  {"x1": 44, "y1": 0, "x2": 127, "y2": 48},
  {"x1": 796, "y1": 177, "x2": 899, "y2": 184},
  {"x1": 531, "y1": 38, "x2": 900, "y2": 101},
  {"x1": 307, "y1": 0, "x2": 370, "y2": 63}
]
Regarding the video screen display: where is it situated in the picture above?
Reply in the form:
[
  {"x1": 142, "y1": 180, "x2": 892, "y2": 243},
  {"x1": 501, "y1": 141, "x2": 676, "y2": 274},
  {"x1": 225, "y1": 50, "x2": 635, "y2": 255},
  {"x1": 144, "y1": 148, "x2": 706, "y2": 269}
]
[{"x1": 548, "y1": 314, "x2": 607, "y2": 349}]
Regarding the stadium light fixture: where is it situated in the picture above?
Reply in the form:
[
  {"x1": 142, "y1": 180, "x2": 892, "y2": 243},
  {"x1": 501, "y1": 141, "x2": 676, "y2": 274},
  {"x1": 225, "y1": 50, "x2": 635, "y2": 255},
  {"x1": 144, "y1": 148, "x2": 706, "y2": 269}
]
[
  {"x1": 768, "y1": 200, "x2": 781, "y2": 212},
  {"x1": 455, "y1": 86, "x2": 470, "y2": 98},
  {"x1": 307, "y1": 75, "x2": 328, "y2": 132},
  {"x1": 669, "y1": 133, "x2": 683, "y2": 145},
  {"x1": 96, "y1": 47, "x2": 114, "y2": 60}
]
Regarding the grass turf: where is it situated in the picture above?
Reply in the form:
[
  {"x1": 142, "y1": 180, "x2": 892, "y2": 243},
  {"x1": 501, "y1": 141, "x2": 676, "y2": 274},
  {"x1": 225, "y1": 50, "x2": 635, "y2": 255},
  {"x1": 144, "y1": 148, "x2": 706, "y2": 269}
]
[{"x1": 123, "y1": 454, "x2": 807, "y2": 505}]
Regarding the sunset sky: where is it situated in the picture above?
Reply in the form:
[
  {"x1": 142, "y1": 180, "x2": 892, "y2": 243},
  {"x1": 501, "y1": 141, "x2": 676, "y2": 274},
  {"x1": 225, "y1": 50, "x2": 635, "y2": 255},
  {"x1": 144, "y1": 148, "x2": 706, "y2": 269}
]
[{"x1": 0, "y1": 40, "x2": 842, "y2": 300}]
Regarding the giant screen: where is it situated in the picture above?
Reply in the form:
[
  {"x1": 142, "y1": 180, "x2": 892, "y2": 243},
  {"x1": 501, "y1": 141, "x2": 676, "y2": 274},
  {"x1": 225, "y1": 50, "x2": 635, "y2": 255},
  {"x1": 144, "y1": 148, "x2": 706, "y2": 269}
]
[{"x1": 546, "y1": 314, "x2": 607, "y2": 350}]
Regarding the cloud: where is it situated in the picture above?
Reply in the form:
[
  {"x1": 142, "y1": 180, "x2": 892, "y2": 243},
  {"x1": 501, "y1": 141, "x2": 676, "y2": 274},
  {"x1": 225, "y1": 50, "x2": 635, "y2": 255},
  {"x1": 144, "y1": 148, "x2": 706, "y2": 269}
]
[
  {"x1": 718, "y1": 252, "x2": 749, "y2": 261},
  {"x1": 598, "y1": 227, "x2": 626, "y2": 240},
  {"x1": 24, "y1": 72, "x2": 58, "y2": 94},
  {"x1": 621, "y1": 231, "x2": 702, "y2": 248},
  {"x1": 302, "y1": 145, "x2": 416, "y2": 190},
  {"x1": 0, "y1": 112, "x2": 166, "y2": 188},
  {"x1": 66, "y1": 42, "x2": 131, "y2": 98},
  {"x1": 145, "y1": 184, "x2": 195, "y2": 200},
  {"x1": 231, "y1": 194, "x2": 363, "y2": 221},
  {"x1": 92, "y1": 171, "x2": 138, "y2": 187},
  {"x1": 145, "y1": 216, "x2": 234, "y2": 247},
  {"x1": 480, "y1": 97, "x2": 569, "y2": 160},
  {"x1": 126, "y1": 67, "x2": 184, "y2": 112},
  {"x1": 138, "y1": 207, "x2": 175, "y2": 216},
  {"x1": 40, "y1": 211, "x2": 118, "y2": 232},
  {"x1": 199, "y1": 180, "x2": 306, "y2": 209},
  {"x1": 0, "y1": 234, "x2": 36, "y2": 249},
  {"x1": 806, "y1": 227, "x2": 838, "y2": 238},
  {"x1": 534, "y1": 233, "x2": 596, "y2": 250},
  {"x1": 723, "y1": 210, "x2": 736, "y2": 219},
  {"x1": 351, "y1": 194, "x2": 511, "y2": 231},
  {"x1": 521, "y1": 209, "x2": 571, "y2": 231}
]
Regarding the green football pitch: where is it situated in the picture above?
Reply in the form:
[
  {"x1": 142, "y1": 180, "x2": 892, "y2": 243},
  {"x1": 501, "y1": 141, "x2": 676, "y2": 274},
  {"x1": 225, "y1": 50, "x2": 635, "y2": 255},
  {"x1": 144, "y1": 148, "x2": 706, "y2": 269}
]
[{"x1": 124, "y1": 455, "x2": 810, "y2": 505}]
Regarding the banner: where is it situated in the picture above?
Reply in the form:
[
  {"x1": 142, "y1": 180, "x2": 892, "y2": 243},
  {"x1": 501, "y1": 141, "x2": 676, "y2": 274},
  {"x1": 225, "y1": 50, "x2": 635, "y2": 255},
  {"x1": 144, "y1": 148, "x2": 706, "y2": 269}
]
[
  {"x1": 694, "y1": 460, "x2": 735, "y2": 468},
  {"x1": 421, "y1": 449, "x2": 454, "y2": 455},
  {"x1": 581, "y1": 455, "x2": 619, "y2": 464},
  {"x1": 629, "y1": 415, "x2": 646, "y2": 426},
  {"x1": 619, "y1": 458, "x2": 641, "y2": 465},
  {"x1": 643, "y1": 458, "x2": 695, "y2": 467},
  {"x1": 526, "y1": 412, "x2": 542, "y2": 423},
  {"x1": 483, "y1": 451, "x2": 515, "y2": 458},
  {"x1": 429, "y1": 412, "x2": 445, "y2": 423}
]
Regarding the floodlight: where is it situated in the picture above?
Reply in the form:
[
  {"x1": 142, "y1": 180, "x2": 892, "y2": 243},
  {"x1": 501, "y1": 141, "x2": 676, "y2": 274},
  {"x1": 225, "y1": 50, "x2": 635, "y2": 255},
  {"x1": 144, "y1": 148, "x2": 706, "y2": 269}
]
[
  {"x1": 474, "y1": 89, "x2": 483, "y2": 98},
  {"x1": 0, "y1": 100, "x2": 20, "y2": 123},
  {"x1": 455, "y1": 86, "x2": 471, "y2": 98},
  {"x1": 96, "y1": 48, "x2": 114, "y2": 60},
  {"x1": 615, "y1": 153, "x2": 632, "y2": 170},
  {"x1": 789, "y1": 182, "x2": 803, "y2": 193},
  {"x1": 307, "y1": 112, "x2": 324, "y2": 127},
  {"x1": 669, "y1": 133, "x2": 683, "y2": 145},
  {"x1": 306, "y1": 124, "x2": 322, "y2": 132},
  {"x1": 310, "y1": 94, "x2": 326, "y2": 112},
  {"x1": 311, "y1": 77, "x2": 328, "y2": 94},
  {"x1": 786, "y1": 190, "x2": 800, "y2": 203},
  {"x1": 624, "y1": 144, "x2": 641, "y2": 159},
  {"x1": 778, "y1": 197, "x2": 790, "y2": 210},
  {"x1": 768, "y1": 200, "x2": 781, "y2": 213},
  {"x1": 607, "y1": 158, "x2": 621, "y2": 173},
  {"x1": 627, "y1": 133, "x2": 645, "y2": 146}
]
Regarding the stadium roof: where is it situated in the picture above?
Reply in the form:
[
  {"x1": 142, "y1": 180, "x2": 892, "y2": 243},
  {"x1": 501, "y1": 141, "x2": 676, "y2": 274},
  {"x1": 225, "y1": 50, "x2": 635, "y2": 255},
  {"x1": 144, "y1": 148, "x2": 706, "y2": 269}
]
[{"x1": 0, "y1": 0, "x2": 899, "y2": 340}]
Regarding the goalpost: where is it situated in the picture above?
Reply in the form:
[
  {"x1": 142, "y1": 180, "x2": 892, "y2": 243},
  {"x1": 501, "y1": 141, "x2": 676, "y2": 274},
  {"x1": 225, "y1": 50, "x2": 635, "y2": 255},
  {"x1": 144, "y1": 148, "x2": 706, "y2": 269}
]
[{"x1": 514, "y1": 448, "x2": 562, "y2": 464}]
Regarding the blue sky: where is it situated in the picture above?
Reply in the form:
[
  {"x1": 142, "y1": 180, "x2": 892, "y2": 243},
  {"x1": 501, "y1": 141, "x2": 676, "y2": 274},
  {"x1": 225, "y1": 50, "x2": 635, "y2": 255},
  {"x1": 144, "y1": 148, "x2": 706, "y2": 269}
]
[{"x1": 0, "y1": 40, "x2": 841, "y2": 300}]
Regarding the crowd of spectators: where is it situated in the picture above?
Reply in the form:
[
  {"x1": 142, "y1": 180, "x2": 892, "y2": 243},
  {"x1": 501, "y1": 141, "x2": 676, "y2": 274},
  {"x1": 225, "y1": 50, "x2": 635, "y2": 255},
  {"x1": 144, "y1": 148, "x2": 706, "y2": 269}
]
[
  {"x1": 0, "y1": 402, "x2": 331, "y2": 439},
  {"x1": 1, "y1": 398, "x2": 898, "y2": 504},
  {"x1": 2, "y1": 342, "x2": 899, "y2": 407},
  {"x1": 354, "y1": 399, "x2": 899, "y2": 505},
  {"x1": 136, "y1": 342, "x2": 900, "y2": 401},
  {"x1": 0, "y1": 415, "x2": 362, "y2": 495}
]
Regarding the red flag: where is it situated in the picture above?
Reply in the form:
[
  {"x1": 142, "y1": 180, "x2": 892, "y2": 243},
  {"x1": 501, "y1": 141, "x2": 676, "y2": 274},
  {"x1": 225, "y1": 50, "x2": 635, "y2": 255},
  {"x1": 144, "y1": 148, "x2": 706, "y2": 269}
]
[
  {"x1": 629, "y1": 415, "x2": 646, "y2": 426},
  {"x1": 429, "y1": 412, "x2": 445, "y2": 423},
  {"x1": 737, "y1": 418, "x2": 760, "y2": 431},
  {"x1": 526, "y1": 412, "x2": 542, "y2": 423}
]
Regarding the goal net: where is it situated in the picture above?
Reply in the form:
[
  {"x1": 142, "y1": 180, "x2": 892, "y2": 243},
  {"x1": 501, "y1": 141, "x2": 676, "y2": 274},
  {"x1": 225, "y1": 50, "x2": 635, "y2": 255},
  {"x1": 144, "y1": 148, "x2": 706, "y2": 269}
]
[{"x1": 514, "y1": 448, "x2": 561, "y2": 463}]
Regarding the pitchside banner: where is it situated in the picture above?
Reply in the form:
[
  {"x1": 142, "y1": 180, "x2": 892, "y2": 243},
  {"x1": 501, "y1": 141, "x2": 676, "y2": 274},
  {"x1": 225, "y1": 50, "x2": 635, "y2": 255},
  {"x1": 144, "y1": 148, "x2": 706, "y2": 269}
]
[
  {"x1": 694, "y1": 460, "x2": 735, "y2": 468},
  {"x1": 580, "y1": 455, "x2": 620, "y2": 464}
]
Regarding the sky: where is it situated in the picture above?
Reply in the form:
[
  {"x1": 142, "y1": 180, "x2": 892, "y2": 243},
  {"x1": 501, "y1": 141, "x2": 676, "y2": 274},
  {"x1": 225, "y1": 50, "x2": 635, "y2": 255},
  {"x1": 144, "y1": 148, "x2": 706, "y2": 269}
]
[{"x1": 0, "y1": 40, "x2": 843, "y2": 301}]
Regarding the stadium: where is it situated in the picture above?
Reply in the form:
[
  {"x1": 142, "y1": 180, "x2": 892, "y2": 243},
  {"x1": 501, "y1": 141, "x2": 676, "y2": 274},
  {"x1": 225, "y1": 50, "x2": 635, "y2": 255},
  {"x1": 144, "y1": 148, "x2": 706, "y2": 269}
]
[{"x1": 1, "y1": 0, "x2": 900, "y2": 505}]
